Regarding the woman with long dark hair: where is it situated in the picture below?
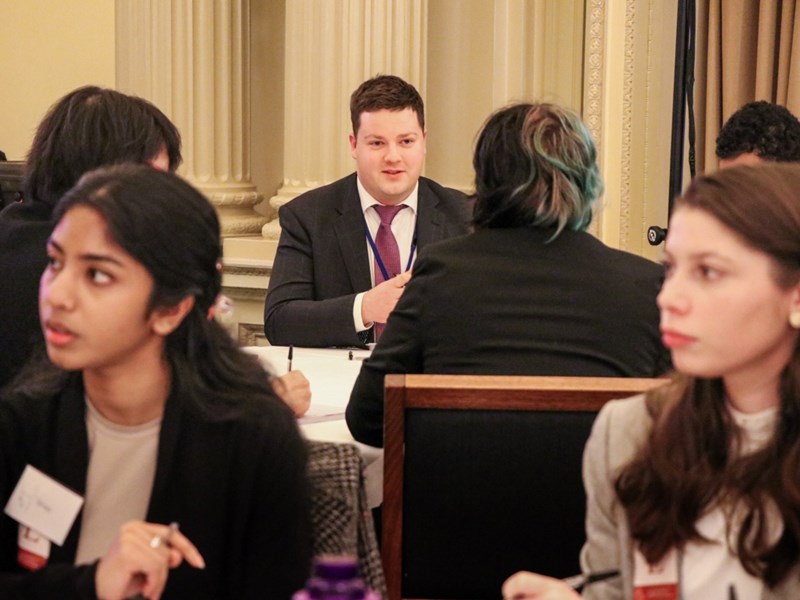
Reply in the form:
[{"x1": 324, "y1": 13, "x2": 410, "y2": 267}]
[
  {"x1": 503, "y1": 163, "x2": 800, "y2": 599},
  {"x1": 0, "y1": 164, "x2": 312, "y2": 599}
]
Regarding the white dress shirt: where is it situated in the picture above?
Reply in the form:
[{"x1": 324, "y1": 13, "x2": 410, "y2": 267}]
[{"x1": 351, "y1": 177, "x2": 419, "y2": 332}]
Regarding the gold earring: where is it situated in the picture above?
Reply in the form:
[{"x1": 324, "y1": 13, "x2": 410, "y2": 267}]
[{"x1": 790, "y1": 311, "x2": 800, "y2": 329}]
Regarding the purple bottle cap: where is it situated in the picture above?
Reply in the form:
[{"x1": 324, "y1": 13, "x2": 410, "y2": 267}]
[
  {"x1": 295, "y1": 555, "x2": 381, "y2": 600},
  {"x1": 313, "y1": 555, "x2": 360, "y2": 581}
]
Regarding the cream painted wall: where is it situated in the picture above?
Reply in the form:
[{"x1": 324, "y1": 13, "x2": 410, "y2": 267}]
[
  {"x1": 426, "y1": 0, "x2": 495, "y2": 190},
  {"x1": 426, "y1": 0, "x2": 585, "y2": 192},
  {"x1": 0, "y1": 1, "x2": 115, "y2": 160}
]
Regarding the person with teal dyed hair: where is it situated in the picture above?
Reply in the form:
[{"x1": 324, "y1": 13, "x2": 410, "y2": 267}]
[
  {"x1": 346, "y1": 102, "x2": 670, "y2": 449},
  {"x1": 471, "y1": 102, "x2": 603, "y2": 234}
]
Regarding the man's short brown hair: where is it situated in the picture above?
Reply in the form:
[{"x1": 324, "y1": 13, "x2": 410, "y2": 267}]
[{"x1": 349, "y1": 75, "x2": 425, "y2": 135}]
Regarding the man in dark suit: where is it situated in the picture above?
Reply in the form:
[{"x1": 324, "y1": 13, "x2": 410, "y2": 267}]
[
  {"x1": 264, "y1": 75, "x2": 471, "y2": 348},
  {"x1": 346, "y1": 103, "x2": 671, "y2": 447}
]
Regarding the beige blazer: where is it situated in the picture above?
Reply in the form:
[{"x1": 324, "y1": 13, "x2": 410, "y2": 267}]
[{"x1": 580, "y1": 395, "x2": 800, "y2": 600}]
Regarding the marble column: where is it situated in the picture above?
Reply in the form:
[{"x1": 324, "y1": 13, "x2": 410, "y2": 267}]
[
  {"x1": 115, "y1": 0, "x2": 265, "y2": 237},
  {"x1": 262, "y1": 0, "x2": 428, "y2": 239}
]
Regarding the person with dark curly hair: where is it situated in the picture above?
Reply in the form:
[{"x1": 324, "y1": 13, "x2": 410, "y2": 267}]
[{"x1": 716, "y1": 101, "x2": 800, "y2": 169}]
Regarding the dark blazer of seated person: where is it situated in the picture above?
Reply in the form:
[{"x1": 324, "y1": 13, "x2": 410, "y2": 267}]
[
  {"x1": 0, "y1": 200, "x2": 51, "y2": 390},
  {"x1": 264, "y1": 172, "x2": 470, "y2": 348},
  {"x1": 346, "y1": 102, "x2": 671, "y2": 448}
]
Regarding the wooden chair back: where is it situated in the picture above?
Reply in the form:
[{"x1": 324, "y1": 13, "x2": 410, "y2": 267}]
[{"x1": 382, "y1": 374, "x2": 666, "y2": 600}]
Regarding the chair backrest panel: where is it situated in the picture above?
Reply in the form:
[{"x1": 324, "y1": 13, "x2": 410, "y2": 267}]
[
  {"x1": 383, "y1": 374, "x2": 667, "y2": 600},
  {"x1": 0, "y1": 160, "x2": 24, "y2": 209}
]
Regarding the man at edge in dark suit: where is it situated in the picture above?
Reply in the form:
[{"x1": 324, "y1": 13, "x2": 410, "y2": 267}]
[{"x1": 264, "y1": 75, "x2": 471, "y2": 348}]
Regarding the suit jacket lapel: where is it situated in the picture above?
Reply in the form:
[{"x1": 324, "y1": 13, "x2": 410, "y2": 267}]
[
  {"x1": 415, "y1": 179, "x2": 444, "y2": 249},
  {"x1": 333, "y1": 176, "x2": 372, "y2": 292}
]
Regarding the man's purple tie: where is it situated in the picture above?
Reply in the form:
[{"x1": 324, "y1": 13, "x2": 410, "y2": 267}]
[{"x1": 373, "y1": 204, "x2": 407, "y2": 340}]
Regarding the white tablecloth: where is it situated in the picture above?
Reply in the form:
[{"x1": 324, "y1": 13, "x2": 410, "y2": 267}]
[{"x1": 244, "y1": 346, "x2": 383, "y2": 508}]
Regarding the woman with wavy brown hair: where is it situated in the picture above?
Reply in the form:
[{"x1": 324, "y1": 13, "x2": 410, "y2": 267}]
[{"x1": 504, "y1": 163, "x2": 800, "y2": 600}]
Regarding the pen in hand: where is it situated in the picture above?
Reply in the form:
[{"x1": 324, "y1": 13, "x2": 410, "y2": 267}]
[
  {"x1": 163, "y1": 521, "x2": 180, "y2": 547},
  {"x1": 127, "y1": 522, "x2": 191, "y2": 600},
  {"x1": 147, "y1": 521, "x2": 180, "y2": 551},
  {"x1": 167, "y1": 521, "x2": 179, "y2": 545},
  {"x1": 503, "y1": 569, "x2": 620, "y2": 599},
  {"x1": 562, "y1": 569, "x2": 619, "y2": 591},
  {"x1": 287, "y1": 345, "x2": 293, "y2": 372}
]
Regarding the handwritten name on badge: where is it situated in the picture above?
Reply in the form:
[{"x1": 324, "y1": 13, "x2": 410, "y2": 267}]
[{"x1": 4, "y1": 465, "x2": 83, "y2": 546}]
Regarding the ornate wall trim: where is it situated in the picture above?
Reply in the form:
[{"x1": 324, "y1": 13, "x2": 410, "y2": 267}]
[
  {"x1": 619, "y1": 0, "x2": 637, "y2": 249},
  {"x1": 223, "y1": 286, "x2": 271, "y2": 302},
  {"x1": 584, "y1": 0, "x2": 675, "y2": 254},
  {"x1": 583, "y1": 0, "x2": 606, "y2": 154},
  {"x1": 237, "y1": 324, "x2": 267, "y2": 347},
  {"x1": 223, "y1": 264, "x2": 271, "y2": 279}
]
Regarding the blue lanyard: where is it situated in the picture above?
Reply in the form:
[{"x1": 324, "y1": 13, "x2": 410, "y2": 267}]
[{"x1": 364, "y1": 221, "x2": 418, "y2": 281}]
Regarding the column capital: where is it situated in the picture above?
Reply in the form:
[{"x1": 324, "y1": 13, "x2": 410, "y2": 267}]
[{"x1": 116, "y1": 0, "x2": 264, "y2": 237}]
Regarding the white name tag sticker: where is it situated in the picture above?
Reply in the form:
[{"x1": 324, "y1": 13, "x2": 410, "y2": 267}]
[{"x1": 4, "y1": 465, "x2": 83, "y2": 546}]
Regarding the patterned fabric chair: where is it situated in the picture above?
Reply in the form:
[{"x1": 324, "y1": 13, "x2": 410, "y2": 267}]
[{"x1": 306, "y1": 440, "x2": 386, "y2": 598}]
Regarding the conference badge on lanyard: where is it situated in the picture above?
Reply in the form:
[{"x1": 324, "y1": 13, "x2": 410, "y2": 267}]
[{"x1": 633, "y1": 547, "x2": 679, "y2": 600}]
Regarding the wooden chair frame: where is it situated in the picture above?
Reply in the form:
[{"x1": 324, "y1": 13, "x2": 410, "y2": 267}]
[
  {"x1": 382, "y1": 374, "x2": 667, "y2": 600},
  {"x1": 0, "y1": 160, "x2": 24, "y2": 209}
]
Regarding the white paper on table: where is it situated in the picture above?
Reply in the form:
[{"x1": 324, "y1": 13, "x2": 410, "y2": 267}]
[{"x1": 244, "y1": 346, "x2": 371, "y2": 418}]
